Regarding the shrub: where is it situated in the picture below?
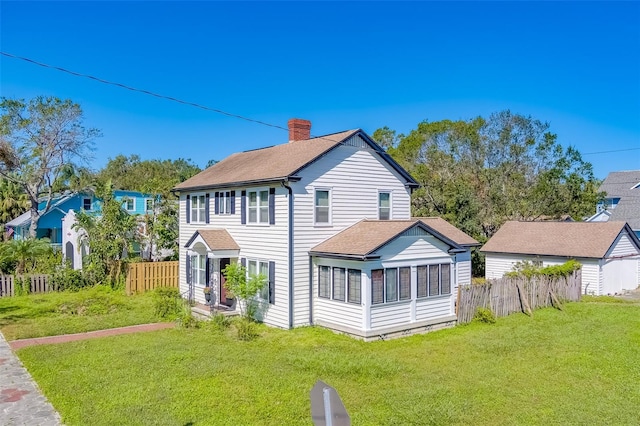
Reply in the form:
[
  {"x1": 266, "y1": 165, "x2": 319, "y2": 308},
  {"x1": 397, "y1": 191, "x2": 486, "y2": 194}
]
[
  {"x1": 176, "y1": 300, "x2": 200, "y2": 329},
  {"x1": 506, "y1": 259, "x2": 581, "y2": 279},
  {"x1": 473, "y1": 307, "x2": 496, "y2": 324},
  {"x1": 13, "y1": 276, "x2": 30, "y2": 296},
  {"x1": 152, "y1": 287, "x2": 181, "y2": 319},
  {"x1": 51, "y1": 267, "x2": 89, "y2": 292},
  {"x1": 234, "y1": 317, "x2": 259, "y2": 341},
  {"x1": 209, "y1": 313, "x2": 231, "y2": 332}
]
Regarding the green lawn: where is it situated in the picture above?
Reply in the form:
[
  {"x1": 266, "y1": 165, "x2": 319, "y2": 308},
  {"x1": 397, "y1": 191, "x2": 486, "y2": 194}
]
[
  {"x1": 0, "y1": 286, "x2": 162, "y2": 340},
  {"x1": 15, "y1": 299, "x2": 640, "y2": 425}
]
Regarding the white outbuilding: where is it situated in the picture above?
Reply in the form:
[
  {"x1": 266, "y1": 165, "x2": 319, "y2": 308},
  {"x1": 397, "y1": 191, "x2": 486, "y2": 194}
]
[{"x1": 481, "y1": 221, "x2": 640, "y2": 295}]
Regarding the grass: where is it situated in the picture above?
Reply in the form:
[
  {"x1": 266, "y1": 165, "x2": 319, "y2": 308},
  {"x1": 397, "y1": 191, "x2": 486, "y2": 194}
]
[
  {"x1": 0, "y1": 286, "x2": 162, "y2": 340},
  {"x1": 15, "y1": 300, "x2": 640, "y2": 425}
]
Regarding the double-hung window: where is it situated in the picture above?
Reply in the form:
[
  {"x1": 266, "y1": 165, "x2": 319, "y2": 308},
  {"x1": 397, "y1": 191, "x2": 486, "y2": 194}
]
[
  {"x1": 314, "y1": 189, "x2": 330, "y2": 225},
  {"x1": 219, "y1": 191, "x2": 232, "y2": 215},
  {"x1": 191, "y1": 195, "x2": 206, "y2": 223},
  {"x1": 248, "y1": 259, "x2": 270, "y2": 301},
  {"x1": 145, "y1": 199, "x2": 154, "y2": 212},
  {"x1": 248, "y1": 190, "x2": 269, "y2": 224},
  {"x1": 82, "y1": 198, "x2": 92, "y2": 211},
  {"x1": 124, "y1": 198, "x2": 135, "y2": 212},
  {"x1": 190, "y1": 254, "x2": 206, "y2": 285},
  {"x1": 379, "y1": 192, "x2": 391, "y2": 220}
]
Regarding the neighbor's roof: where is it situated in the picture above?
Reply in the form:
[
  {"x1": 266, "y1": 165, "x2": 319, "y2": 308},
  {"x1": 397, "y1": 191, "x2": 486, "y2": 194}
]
[
  {"x1": 185, "y1": 229, "x2": 240, "y2": 251},
  {"x1": 599, "y1": 170, "x2": 640, "y2": 198},
  {"x1": 174, "y1": 129, "x2": 418, "y2": 190},
  {"x1": 5, "y1": 210, "x2": 31, "y2": 227},
  {"x1": 310, "y1": 218, "x2": 478, "y2": 259},
  {"x1": 610, "y1": 199, "x2": 640, "y2": 230},
  {"x1": 480, "y1": 221, "x2": 635, "y2": 258}
]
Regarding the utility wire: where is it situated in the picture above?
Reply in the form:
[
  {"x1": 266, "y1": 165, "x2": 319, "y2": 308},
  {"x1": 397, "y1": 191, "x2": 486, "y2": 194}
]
[
  {"x1": 582, "y1": 147, "x2": 640, "y2": 155},
  {"x1": 0, "y1": 51, "x2": 289, "y2": 132}
]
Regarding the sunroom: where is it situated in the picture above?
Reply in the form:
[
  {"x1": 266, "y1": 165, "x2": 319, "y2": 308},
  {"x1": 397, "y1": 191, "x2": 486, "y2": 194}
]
[{"x1": 309, "y1": 219, "x2": 478, "y2": 341}]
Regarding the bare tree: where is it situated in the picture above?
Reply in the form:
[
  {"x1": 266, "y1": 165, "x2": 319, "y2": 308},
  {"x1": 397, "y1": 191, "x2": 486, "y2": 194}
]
[{"x1": 0, "y1": 96, "x2": 100, "y2": 237}]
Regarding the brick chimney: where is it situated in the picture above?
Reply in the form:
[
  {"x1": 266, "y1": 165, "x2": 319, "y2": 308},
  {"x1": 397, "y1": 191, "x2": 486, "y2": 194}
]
[{"x1": 288, "y1": 118, "x2": 311, "y2": 141}]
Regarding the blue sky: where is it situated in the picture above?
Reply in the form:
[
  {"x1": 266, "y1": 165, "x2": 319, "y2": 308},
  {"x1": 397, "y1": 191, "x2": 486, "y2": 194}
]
[{"x1": 1, "y1": 1, "x2": 639, "y2": 179}]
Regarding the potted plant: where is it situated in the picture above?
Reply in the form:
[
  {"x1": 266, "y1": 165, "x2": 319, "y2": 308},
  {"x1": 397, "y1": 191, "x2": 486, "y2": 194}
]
[{"x1": 203, "y1": 286, "x2": 212, "y2": 303}]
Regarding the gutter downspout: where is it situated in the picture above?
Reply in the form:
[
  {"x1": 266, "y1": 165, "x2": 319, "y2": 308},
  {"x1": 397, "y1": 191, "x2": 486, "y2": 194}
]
[{"x1": 282, "y1": 179, "x2": 294, "y2": 328}]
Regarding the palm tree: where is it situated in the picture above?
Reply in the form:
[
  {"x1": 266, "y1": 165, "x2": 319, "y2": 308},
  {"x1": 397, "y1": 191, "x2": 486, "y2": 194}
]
[
  {"x1": 3, "y1": 238, "x2": 52, "y2": 274},
  {"x1": 0, "y1": 176, "x2": 29, "y2": 224}
]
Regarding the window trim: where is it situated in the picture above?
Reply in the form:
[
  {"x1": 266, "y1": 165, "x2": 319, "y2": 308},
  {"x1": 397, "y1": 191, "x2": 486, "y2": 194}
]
[
  {"x1": 247, "y1": 188, "x2": 270, "y2": 225},
  {"x1": 416, "y1": 263, "x2": 453, "y2": 300},
  {"x1": 82, "y1": 197, "x2": 92, "y2": 211},
  {"x1": 318, "y1": 265, "x2": 331, "y2": 299},
  {"x1": 123, "y1": 197, "x2": 136, "y2": 212},
  {"x1": 190, "y1": 192, "x2": 207, "y2": 224},
  {"x1": 317, "y1": 265, "x2": 361, "y2": 305},
  {"x1": 314, "y1": 188, "x2": 332, "y2": 226},
  {"x1": 190, "y1": 253, "x2": 207, "y2": 286},
  {"x1": 145, "y1": 198, "x2": 154, "y2": 212},
  {"x1": 378, "y1": 190, "x2": 392, "y2": 220}
]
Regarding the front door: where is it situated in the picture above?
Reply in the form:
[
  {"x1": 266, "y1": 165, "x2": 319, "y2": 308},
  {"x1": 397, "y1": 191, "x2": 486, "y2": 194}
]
[{"x1": 220, "y1": 258, "x2": 232, "y2": 306}]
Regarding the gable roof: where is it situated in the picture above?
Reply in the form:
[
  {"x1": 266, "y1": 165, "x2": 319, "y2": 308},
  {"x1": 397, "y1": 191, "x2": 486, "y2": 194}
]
[
  {"x1": 480, "y1": 221, "x2": 638, "y2": 258},
  {"x1": 310, "y1": 218, "x2": 477, "y2": 260},
  {"x1": 174, "y1": 129, "x2": 418, "y2": 191},
  {"x1": 597, "y1": 170, "x2": 640, "y2": 230},
  {"x1": 185, "y1": 229, "x2": 240, "y2": 251}
]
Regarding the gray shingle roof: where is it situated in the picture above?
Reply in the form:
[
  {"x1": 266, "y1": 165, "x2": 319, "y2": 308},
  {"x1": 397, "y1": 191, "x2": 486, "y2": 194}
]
[{"x1": 598, "y1": 170, "x2": 640, "y2": 230}]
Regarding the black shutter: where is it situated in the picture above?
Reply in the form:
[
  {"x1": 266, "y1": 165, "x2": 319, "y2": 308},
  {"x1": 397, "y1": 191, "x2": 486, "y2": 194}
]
[
  {"x1": 230, "y1": 191, "x2": 236, "y2": 214},
  {"x1": 186, "y1": 254, "x2": 191, "y2": 284},
  {"x1": 241, "y1": 258, "x2": 246, "y2": 268},
  {"x1": 185, "y1": 195, "x2": 191, "y2": 224},
  {"x1": 205, "y1": 257, "x2": 211, "y2": 286},
  {"x1": 241, "y1": 190, "x2": 247, "y2": 224},
  {"x1": 269, "y1": 187, "x2": 275, "y2": 225},
  {"x1": 205, "y1": 193, "x2": 210, "y2": 223},
  {"x1": 269, "y1": 261, "x2": 275, "y2": 304},
  {"x1": 214, "y1": 192, "x2": 220, "y2": 215}
]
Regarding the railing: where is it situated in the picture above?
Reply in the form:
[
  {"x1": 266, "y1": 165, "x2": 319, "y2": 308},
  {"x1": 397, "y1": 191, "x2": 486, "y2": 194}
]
[{"x1": 125, "y1": 261, "x2": 179, "y2": 295}]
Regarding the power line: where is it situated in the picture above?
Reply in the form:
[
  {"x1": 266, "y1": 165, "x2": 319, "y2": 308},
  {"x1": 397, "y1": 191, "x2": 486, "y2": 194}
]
[
  {"x1": 582, "y1": 147, "x2": 640, "y2": 155},
  {"x1": 0, "y1": 51, "x2": 289, "y2": 132}
]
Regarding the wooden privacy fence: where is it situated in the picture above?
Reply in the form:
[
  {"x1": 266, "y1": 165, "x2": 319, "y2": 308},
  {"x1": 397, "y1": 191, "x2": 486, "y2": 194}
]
[
  {"x1": 0, "y1": 275, "x2": 57, "y2": 297},
  {"x1": 457, "y1": 269, "x2": 582, "y2": 324},
  {"x1": 126, "y1": 261, "x2": 179, "y2": 295}
]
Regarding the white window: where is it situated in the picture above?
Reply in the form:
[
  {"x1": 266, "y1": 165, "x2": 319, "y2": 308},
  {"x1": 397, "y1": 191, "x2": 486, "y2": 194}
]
[
  {"x1": 318, "y1": 265, "x2": 330, "y2": 298},
  {"x1": 379, "y1": 192, "x2": 391, "y2": 220},
  {"x1": 123, "y1": 197, "x2": 135, "y2": 211},
  {"x1": 248, "y1": 190, "x2": 269, "y2": 224},
  {"x1": 82, "y1": 198, "x2": 92, "y2": 211},
  {"x1": 248, "y1": 259, "x2": 269, "y2": 300},
  {"x1": 191, "y1": 194, "x2": 206, "y2": 223},
  {"x1": 317, "y1": 266, "x2": 361, "y2": 305},
  {"x1": 219, "y1": 191, "x2": 232, "y2": 215},
  {"x1": 145, "y1": 199, "x2": 154, "y2": 212},
  {"x1": 373, "y1": 266, "x2": 414, "y2": 304},
  {"x1": 314, "y1": 189, "x2": 330, "y2": 225},
  {"x1": 190, "y1": 254, "x2": 206, "y2": 285}
]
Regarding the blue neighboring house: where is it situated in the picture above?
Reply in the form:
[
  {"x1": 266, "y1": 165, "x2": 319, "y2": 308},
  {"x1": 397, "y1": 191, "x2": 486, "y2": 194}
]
[{"x1": 6, "y1": 190, "x2": 154, "y2": 268}]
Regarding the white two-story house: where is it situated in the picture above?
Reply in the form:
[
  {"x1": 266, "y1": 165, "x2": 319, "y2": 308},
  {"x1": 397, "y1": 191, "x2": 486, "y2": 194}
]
[{"x1": 174, "y1": 119, "x2": 478, "y2": 340}]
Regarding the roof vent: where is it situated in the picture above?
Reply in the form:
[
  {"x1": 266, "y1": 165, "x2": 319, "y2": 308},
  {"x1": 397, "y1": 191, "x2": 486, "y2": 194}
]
[{"x1": 288, "y1": 118, "x2": 311, "y2": 142}]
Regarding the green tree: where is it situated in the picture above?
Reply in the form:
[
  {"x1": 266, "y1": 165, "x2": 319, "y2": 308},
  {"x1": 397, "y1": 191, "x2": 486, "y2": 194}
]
[
  {"x1": 74, "y1": 183, "x2": 139, "y2": 286},
  {"x1": 379, "y1": 110, "x2": 602, "y2": 275},
  {"x1": 0, "y1": 176, "x2": 29, "y2": 226},
  {"x1": 222, "y1": 262, "x2": 267, "y2": 320},
  {"x1": 0, "y1": 96, "x2": 99, "y2": 238}
]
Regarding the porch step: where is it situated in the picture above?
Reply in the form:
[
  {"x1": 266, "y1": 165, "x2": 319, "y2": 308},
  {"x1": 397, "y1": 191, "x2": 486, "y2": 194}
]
[{"x1": 191, "y1": 305, "x2": 238, "y2": 320}]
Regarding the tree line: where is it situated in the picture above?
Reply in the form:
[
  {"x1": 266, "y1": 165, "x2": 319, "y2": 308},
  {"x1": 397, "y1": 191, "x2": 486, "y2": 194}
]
[{"x1": 373, "y1": 111, "x2": 602, "y2": 275}]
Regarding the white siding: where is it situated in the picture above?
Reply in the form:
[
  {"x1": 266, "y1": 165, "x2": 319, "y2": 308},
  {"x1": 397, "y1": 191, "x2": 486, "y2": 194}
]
[
  {"x1": 581, "y1": 261, "x2": 600, "y2": 295},
  {"x1": 314, "y1": 299, "x2": 363, "y2": 330},
  {"x1": 415, "y1": 297, "x2": 452, "y2": 322},
  {"x1": 291, "y1": 144, "x2": 412, "y2": 326},
  {"x1": 178, "y1": 187, "x2": 290, "y2": 328},
  {"x1": 606, "y1": 231, "x2": 640, "y2": 257},
  {"x1": 370, "y1": 302, "x2": 411, "y2": 329},
  {"x1": 375, "y1": 235, "x2": 451, "y2": 263},
  {"x1": 485, "y1": 253, "x2": 526, "y2": 279},
  {"x1": 457, "y1": 251, "x2": 472, "y2": 286}
]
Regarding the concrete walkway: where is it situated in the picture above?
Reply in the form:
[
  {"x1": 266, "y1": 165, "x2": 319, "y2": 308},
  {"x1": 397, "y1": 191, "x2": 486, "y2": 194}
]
[
  {"x1": 1, "y1": 322, "x2": 175, "y2": 425},
  {"x1": 0, "y1": 332, "x2": 61, "y2": 426}
]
